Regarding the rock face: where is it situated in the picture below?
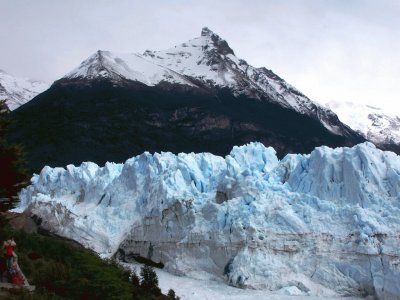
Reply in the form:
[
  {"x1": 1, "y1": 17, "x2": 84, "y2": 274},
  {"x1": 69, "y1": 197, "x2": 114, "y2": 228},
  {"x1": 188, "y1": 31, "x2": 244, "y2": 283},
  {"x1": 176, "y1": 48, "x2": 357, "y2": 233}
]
[
  {"x1": 15, "y1": 142, "x2": 400, "y2": 298},
  {"x1": 0, "y1": 69, "x2": 48, "y2": 110}
]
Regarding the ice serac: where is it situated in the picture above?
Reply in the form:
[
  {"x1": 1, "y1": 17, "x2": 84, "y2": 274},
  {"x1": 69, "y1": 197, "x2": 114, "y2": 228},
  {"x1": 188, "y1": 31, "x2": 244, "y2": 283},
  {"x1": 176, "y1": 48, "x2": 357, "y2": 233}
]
[
  {"x1": 16, "y1": 142, "x2": 400, "y2": 299},
  {"x1": 0, "y1": 69, "x2": 49, "y2": 110}
]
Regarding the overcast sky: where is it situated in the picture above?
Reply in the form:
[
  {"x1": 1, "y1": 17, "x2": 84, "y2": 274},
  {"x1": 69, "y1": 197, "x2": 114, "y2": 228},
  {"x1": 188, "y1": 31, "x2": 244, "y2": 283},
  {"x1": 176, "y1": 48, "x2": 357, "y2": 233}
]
[{"x1": 1, "y1": 0, "x2": 399, "y2": 112}]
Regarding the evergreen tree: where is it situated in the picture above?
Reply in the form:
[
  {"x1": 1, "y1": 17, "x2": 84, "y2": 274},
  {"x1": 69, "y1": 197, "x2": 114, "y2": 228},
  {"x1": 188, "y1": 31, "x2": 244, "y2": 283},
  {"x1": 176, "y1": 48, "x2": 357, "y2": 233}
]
[
  {"x1": 167, "y1": 288, "x2": 178, "y2": 299},
  {"x1": 140, "y1": 265, "x2": 161, "y2": 295},
  {"x1": 130, "y1": 268, "x2": 140, "y2": 287},
  {"x1": 0, "y1": 100, "x2": 29, "y2": 212}
]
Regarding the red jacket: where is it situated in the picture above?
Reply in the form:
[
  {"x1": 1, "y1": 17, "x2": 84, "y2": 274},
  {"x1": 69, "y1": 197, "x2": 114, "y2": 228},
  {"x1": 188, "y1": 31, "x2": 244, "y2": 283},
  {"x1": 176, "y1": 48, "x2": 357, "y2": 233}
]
[{"x1": 4, "y1": 244, "x2": 14, "y2": 256}]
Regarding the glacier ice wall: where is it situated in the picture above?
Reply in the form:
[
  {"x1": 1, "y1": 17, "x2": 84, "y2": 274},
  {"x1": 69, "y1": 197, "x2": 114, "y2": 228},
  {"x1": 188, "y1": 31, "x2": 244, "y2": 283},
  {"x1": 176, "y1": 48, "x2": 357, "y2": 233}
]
[{"x1": 15, "y1": 142, "x2": 400, "y2": 298}]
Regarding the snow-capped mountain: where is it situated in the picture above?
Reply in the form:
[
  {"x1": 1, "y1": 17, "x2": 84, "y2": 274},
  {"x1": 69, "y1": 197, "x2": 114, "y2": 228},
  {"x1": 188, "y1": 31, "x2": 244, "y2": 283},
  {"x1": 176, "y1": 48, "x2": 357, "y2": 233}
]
[
  {"x1": 8, "y1": 27, "x2": 364, "y2": 172},
  {"x1": 0, "y1": 69, "x2": 49, "y2": 110},
  {"x1": 65, "y1": 27, "x2": 352, "y2": 137},
  {"x1": 15, "y1": 142, "x2": 400, "y2": 299},
  {"x1": 65, "y1": 50, "x2": 196, "y2": 87},
  {"x1": 326, "y1": 101, "x2": 400, "y2": 145}
]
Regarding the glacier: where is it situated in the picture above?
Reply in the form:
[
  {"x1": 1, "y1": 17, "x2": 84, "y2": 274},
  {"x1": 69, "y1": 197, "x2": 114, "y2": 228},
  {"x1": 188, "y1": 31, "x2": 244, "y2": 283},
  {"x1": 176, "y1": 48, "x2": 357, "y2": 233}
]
[{"x1": 14, "y1": 142, "x2": 400, "y2": 299}]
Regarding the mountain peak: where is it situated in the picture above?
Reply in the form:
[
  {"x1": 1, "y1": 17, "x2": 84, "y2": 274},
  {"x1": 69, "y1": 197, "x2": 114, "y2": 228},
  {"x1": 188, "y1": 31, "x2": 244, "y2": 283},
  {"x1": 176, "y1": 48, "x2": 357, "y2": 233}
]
[
  {"x1": 58, "y1": 28, "x2": 358, "y2": 141},
  {"x1": 200, "y1": 27, "x2": 235, "y2": 56},
  {"x1": 201, "y1": 26, "x2": 214, "y2": 37}
]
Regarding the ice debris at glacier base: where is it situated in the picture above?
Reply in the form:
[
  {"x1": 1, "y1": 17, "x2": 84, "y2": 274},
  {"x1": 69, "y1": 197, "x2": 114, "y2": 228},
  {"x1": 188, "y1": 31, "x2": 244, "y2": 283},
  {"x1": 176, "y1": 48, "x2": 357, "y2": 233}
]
[{"x1": 15, "y1": 142, "x2": 400, "y2": 298}]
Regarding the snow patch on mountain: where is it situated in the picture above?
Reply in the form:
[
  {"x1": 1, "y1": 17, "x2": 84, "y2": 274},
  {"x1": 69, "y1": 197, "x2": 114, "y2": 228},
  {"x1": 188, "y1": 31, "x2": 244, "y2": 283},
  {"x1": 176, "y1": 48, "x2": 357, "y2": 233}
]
[
  {"x1": 65, "y1": 50, "x2": 196, "y2": 87},
  {"x1": 0, "y1": 69, "x2": 49, "y2": 110},
  {"x1": 326, "y1": 101, "x2": 400, "y2": 145},
  {"x1": 15, "y1": 142, "x2": 400, "y2": 298}
]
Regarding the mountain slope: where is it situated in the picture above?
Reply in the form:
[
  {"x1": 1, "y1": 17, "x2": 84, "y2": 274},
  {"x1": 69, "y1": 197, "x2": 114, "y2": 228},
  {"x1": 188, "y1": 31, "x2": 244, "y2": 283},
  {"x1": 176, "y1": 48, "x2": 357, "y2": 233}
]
[
  {"x1": 65, "y1": 27, "x2": 357, "y2": 138},
  {"x1": 14, "y1": 142, "x2": 400, "y2": 299},
  {"x1": 0, "y1": 69, "x2": 49, "y2": 110},
  {"x1": 8, "y1": 28, "x2": 364, "y2": 172},
  {"x1": 326, "y1": 101, "x2": 400, "y2": 147}
]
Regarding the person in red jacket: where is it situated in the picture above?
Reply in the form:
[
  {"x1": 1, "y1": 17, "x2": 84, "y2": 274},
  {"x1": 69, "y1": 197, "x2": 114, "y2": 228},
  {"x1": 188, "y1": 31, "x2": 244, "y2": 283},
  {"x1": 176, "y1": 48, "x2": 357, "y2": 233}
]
[{"x1": 3, "y1": 238, "x2": 16, "y2": 273}]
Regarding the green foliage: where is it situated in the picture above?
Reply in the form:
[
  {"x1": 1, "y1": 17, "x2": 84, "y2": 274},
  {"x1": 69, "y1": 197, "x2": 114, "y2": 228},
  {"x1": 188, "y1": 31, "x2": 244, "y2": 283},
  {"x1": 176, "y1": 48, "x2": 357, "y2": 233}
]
[
  {"x1": 0, "y1": 100, "x2": 29, "y2": 212},
  {"x1": 0, "y1": 213, "x2": 11, "y2": 237},
  {"x1": 139, "y1": 265, "x2": 161, "y2": 296},
  {"x1": 167, "y1": 289, "x2": 179, "y2": 299},
  {"x1": 130, "y1": 268, "x2": 140, "y2": 287},
  {"x1": 1, "y1": 227, "x2": 172, "y2": 299}
]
